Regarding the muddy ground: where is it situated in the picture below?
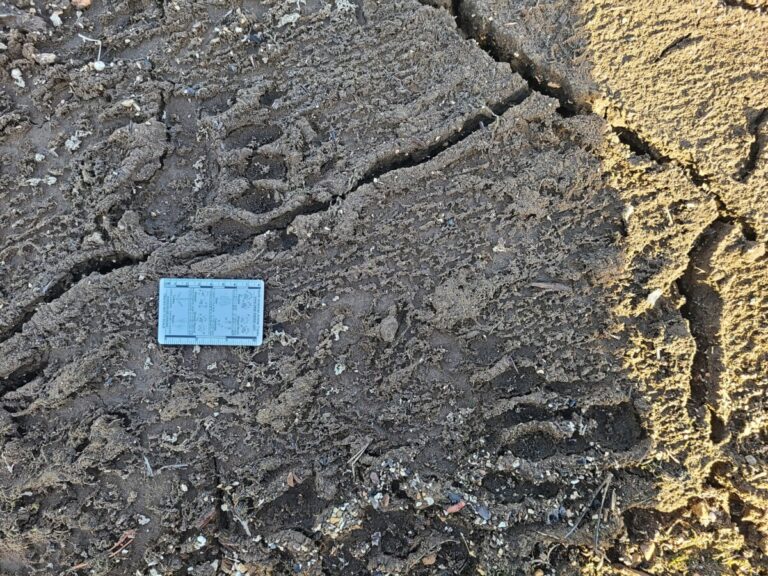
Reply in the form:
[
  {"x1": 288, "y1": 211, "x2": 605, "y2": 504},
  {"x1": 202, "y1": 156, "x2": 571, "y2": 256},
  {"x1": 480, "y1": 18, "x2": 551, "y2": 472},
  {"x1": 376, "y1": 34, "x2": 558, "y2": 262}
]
[{"x1": 0, "y1": 1, "x2": 766, "y2": 575}]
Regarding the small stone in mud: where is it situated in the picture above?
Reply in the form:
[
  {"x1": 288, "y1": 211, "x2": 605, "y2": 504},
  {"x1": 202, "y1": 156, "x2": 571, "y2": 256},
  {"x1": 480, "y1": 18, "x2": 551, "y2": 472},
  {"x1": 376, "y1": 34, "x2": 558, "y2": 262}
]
[
  {"x1": 34, "y1": 53, "x2": 57, "y2": 65},
  {"x1": 646, "y1": 288, "x2": 663, "y2": 307},
  {"x1": 11, "y1": 68, "x2": 24, "y2": 88},
  {"x1": 475, "y1": 504, "x2": 491, "y2": 521},
  {"x1": 379, "y1": 315, "x2": 398, "y2": 342},
  {"x1": 71, "y1": 0, "x2": 92, "y2": 9}
]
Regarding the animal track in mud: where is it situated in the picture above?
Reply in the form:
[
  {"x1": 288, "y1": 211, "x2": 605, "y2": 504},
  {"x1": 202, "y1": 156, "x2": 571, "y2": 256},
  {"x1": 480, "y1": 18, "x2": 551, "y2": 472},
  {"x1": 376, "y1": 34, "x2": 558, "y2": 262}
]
[{"x1": 486, "y1": 401, "x2": 644, "y2": 459}]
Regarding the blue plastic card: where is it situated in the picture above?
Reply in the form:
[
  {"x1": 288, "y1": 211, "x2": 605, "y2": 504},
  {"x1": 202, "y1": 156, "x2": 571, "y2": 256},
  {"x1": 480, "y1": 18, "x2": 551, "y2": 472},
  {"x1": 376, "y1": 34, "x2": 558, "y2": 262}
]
[{"x1": 158, "y1": 278, "x2": 264, "y2": 346}]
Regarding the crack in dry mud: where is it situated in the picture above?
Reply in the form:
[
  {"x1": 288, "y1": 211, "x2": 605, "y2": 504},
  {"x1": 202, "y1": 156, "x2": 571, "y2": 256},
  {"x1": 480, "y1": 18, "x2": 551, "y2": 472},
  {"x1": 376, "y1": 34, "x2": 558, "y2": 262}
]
[
  {"x1": 676, "y1": 221, "x2": 729, "y2": 443},
  {"x1": 723, "y1": 0, "x2": 763, "y2": 11},
  {"x1": 438, "y1": 0, "x2": 768, "y2": 562},
  {"x1": 209, "y1": 88, "x2": 531, "y2": 256},
  {"x1": 735, "y1": 107, "x2": 767, "y2": 182},
  {"x1": 0, "y1": 357, "x2": 48, "y2": 398},
  {"x1": 452, "y1": 3, "x2": 583, "y2": 116},
  {"x1": 654, "y1": 33, "x2": 697, "y2": 63},
  {"x1": 447, "y1": 1, "x2": 760, "y2": 239},
  {"x1": 0, "y1": 253, "x2": 148, "y2": 346}
]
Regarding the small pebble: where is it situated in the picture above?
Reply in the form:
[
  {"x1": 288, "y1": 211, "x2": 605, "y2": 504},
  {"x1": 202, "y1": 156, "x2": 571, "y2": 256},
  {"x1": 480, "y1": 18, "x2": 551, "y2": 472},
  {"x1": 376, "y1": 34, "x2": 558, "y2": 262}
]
[
  {"x1": 379, "y1": 315, "x2": 399, "y2": 343},
  {"x1": 641, "y1": 541, "x2": 656, "y2": 562},
  {"x1": 447, "y1": 491, "x2": 462, "y2": 504},
  {"x1": 92, "y1": 60, "x2": 106, "y2": 72},
  {"x1": 646, "y1": 288, "x2": 663, "y2": 307},
  {"x1": 34, "y1": 53, "x2": 57, "y2": 65},
  {"x1": 475, "y1": 504, "x2": 491, "y2": 521},
  {"x1": 11, "y1": 68, "x2": 25, "y2": 88}
]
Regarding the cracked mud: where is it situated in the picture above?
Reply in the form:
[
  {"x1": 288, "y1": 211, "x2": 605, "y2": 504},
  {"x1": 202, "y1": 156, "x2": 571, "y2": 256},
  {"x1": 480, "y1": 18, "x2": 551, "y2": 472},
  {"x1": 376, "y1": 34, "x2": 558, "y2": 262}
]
[{"x1": 1, "y1": 1, "x2": 767, "y2": 575}]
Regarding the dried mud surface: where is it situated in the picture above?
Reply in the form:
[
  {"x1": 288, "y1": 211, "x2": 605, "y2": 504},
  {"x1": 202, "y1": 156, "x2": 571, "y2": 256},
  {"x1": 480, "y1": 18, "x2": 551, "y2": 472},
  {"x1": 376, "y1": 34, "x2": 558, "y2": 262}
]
[{"x1": 1, "y1": 1, "x2": 766, "y2": 575}]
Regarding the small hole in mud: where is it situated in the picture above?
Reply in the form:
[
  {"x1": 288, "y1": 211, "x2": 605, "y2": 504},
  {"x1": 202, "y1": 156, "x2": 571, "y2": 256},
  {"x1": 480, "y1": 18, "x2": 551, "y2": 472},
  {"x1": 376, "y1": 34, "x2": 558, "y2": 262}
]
[
  {"x1": 259, "y1": 89, "x2": 285, "y2": 107},
  {"x1": 508, "y1": 431, "x2": 558, "y2": 461},
  {"x1": 225, "y1": 124, "x2": 282, "y2": 149},
  {"x1": 232, "y1": 188, "x2": 279, "y2": 214},
  {"x1": 209, "y1": 219, "x2": 253, "y2": 243},
  {"x1": 709, "y1": 408, "x2": 728, "y2": 443},
  {"x1": 266, "y1": 231, "x2": 299, "y2": 252},
  {"x1": 585, "y1": 402, "x2": 645, "y2": 451},
  {"x1": 481, "y1": 471, "x2": 559, "y2": 504}
]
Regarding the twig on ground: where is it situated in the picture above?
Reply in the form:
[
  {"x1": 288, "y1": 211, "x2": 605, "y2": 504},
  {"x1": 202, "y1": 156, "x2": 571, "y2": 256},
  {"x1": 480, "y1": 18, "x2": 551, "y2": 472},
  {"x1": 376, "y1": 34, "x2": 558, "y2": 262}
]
[
  {"x1": 1, "y1": 454, "x2": 14, "y2": 473},
  {"x1": 78, "y1": 33, "x2": 102, "y2": 61},
  {"x1": 593, "y1": 475, "x2": 613, "y2": 552},
  {"x1": 347, "y1": 437, "x2": 372, "y2": 479},
  {"x1": 156, "y1": 463, "x2": 189, "y2": 473},
  {"x1": 67, "y1": 529, "x2": 136, "y2": 572},
  {"x1": 143, "y1": 455, "x2": 154, "y2": 477},
  {"x1": 611, "y1": 564, "x2": 654, "y2": 576},
  {"x1": 565, "y1": 472, "x2": 614, "y2": 539},
  {"x1": 108, "y1": 529, "x2": 136, "y2": 557}
]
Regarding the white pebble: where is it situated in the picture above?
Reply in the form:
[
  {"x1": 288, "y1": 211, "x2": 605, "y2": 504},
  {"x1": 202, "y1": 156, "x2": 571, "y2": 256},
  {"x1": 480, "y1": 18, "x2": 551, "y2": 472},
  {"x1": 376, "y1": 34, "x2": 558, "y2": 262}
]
[
  {"x1": 34, "y1": 53, "x2": 57, "y2": 65},
  {"x1": 11, "y1": 68, "x2": 25, "y2": 88},
  {"x1": 92, "y1": 60, "x2": 106, "y2": 72},
  {"x1": 646, "y1": 288, "x2": 663, "y2": 307}
]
